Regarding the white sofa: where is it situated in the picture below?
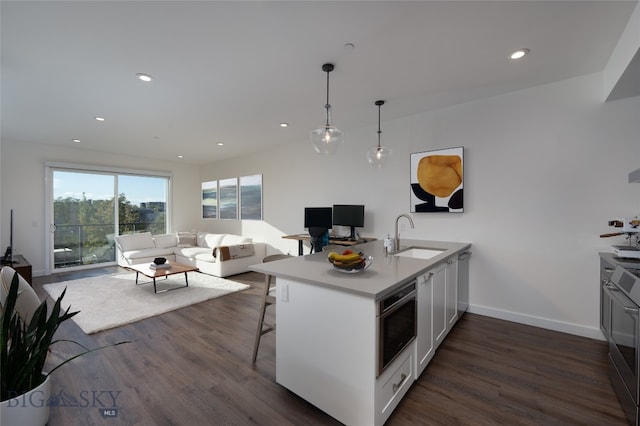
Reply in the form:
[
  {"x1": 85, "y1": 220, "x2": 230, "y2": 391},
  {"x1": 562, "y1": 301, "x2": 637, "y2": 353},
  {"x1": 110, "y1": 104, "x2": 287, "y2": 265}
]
[{"x1": 114, "y1": 231, "x2": 266, "y2": 278}]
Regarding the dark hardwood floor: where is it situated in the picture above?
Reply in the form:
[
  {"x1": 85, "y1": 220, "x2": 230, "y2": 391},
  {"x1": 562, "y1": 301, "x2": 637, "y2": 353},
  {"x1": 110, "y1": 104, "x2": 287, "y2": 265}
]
[{"x1": 32, "y1": 267, "x2": 627, "y2": 425}]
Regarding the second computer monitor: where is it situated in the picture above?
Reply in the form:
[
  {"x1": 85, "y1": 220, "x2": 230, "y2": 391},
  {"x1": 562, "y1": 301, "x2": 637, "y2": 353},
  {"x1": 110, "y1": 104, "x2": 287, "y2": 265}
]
[{"x1": 332, "y1": 204, "x2": 364, "y2": 240}]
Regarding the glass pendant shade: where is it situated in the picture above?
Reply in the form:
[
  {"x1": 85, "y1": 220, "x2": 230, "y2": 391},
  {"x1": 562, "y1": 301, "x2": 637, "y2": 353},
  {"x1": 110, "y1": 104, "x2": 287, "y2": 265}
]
[
  {"x1": 367, "y1": 145, "x2": 392, "y2": 167},
  {"x1": 311, "y1": 125, "x2": 344, "y2": 154},
  {"x1": 311, "y1": 63, "x2": 342, "y2": 155},
  {"x1": 368, "y1": 100, "x2": 391, "y2": 167}
]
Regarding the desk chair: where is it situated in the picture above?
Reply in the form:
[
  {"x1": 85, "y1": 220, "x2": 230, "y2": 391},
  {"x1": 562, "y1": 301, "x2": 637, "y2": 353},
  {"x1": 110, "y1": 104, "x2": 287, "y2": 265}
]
[{"x1": 252, "y1": 254, "x2": 290, "y2": 363}]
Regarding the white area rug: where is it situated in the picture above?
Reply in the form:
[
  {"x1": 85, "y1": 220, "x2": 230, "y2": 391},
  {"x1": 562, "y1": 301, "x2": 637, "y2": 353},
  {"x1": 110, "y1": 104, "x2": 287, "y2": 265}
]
[{"x1": 43, "y1": 272, "x2": 250, "y2": 334}]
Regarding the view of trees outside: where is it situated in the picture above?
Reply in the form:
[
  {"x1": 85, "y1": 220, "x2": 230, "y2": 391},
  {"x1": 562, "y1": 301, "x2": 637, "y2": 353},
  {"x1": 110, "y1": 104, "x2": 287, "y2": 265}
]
[{"x1": 53, "y1": 170, "x2": 167, "y2": 268}]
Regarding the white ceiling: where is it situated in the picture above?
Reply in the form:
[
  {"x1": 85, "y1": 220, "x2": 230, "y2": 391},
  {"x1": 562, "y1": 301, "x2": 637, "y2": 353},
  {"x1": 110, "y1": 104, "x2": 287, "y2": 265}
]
[{"x1": 1, "y1": 1, "x2": 637, "y2": 165}]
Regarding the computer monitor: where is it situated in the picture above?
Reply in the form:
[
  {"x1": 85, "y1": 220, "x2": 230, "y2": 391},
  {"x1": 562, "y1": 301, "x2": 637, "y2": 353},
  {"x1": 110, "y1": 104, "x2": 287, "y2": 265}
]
[
  {"x1": 304, "y1": 207, "x2": 333, "y2": 229},
  {"x1": 332, "y1": 204, "x2": 364, "y2": 240}
]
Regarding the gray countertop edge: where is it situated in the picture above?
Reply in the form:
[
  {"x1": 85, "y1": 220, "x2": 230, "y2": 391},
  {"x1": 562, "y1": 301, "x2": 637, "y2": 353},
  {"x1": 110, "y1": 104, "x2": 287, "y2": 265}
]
[
  {"x1": 599, "y1": 251, "x2": 640, "y2": 270},
  {"x1": 251, "y1": 239, "x2": 471, "y2": 299}
]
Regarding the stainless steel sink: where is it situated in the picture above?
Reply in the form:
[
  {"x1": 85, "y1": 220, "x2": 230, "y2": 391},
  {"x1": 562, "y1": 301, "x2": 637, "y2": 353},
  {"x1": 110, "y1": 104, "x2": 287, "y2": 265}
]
[{"x1": 392, "y1": 247, "x2": 446, "y2": 260}]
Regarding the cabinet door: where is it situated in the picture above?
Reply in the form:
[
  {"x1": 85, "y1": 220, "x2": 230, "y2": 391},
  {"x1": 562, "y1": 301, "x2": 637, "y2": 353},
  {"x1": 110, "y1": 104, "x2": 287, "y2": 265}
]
[
  {"x1": 433, "y1": 263, "x2": 447, "y2": 348},
  {"x1": 446, "y1": 258, "x2": 458, "y2": 327},
  {"x1": 457, "y1": 252, "x2": 471, "y2": 314},
  {"x1": 416, "y1": 271, "x2": 434, "y2": 376},
  {"x1": 600, "y1": 257, "x2": 614, "y2": 337}
]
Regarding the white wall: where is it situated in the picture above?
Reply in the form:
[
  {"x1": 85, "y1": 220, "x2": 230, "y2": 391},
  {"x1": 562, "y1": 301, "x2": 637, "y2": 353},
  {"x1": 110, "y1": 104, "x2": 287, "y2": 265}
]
[
  {"x1": 0, "y1": 142, "x2": 201, "y2": 275},
  {"x1": 200, "y1": 72, "x2": 640, "y2": 339},
  {"x1": 2, "y1": 72, "x2": 638, "y2": 339}
]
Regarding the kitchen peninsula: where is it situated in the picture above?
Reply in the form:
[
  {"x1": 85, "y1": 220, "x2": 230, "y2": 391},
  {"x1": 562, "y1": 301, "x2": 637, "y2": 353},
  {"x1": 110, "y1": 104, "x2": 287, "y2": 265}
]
[{"x1": 251, "y1": 239, "x2": 471, "y2": 426}]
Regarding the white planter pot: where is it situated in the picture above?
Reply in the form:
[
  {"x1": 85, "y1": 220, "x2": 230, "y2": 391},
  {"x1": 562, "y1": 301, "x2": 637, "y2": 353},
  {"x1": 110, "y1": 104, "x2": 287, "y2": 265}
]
[{"x1": 0, "y1": 375, "x2": 51, "y2": 426}]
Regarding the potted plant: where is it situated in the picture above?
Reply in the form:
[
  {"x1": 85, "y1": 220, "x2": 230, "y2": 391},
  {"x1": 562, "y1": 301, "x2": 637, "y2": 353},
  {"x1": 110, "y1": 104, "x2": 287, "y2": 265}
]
[{"x1": 1, "y1": 271, "x2": 128, "y2": 425}]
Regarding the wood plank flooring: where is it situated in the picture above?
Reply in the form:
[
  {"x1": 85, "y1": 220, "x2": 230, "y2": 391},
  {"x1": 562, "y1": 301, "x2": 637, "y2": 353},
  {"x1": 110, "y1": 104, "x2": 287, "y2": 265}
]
[{"x1": 31, "y1": 267, "x2": 627, "y2": 425}]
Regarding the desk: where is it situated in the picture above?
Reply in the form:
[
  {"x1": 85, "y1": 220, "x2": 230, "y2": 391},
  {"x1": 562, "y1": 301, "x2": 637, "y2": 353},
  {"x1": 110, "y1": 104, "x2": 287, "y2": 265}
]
[
  {"x1": 282, "y1": 234, "x2": 377, "y2": 256},
  {"x1": 2, "y1": 254, "x2": 32, "y2": 286}
]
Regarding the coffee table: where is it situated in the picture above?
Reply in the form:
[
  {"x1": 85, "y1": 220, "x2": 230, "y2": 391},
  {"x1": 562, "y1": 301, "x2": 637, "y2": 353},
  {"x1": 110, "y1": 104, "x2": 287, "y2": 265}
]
[{"x1": 125, "y1": 261, "x2": 199, "y2": 294}]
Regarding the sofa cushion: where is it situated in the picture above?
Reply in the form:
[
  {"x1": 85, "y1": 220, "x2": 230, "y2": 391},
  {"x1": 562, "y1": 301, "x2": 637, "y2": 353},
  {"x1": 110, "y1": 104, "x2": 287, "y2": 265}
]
[
  {"x1": 194, "y1": 252, "x2": 216, "y2": 263},
  {"x1": 177, "y1": 231, "x2": 197, "y2": 247},
  {"x1": 221, "y1": 235, "x2": 253, "y2": 245},
  {"x1": 154, "y1": 233, "x2": 178, "y2": 249},
  {"x1": 115, "y1": 232, "x2": 154, "y2": 252},
  {"x1": 123, "y1": 247, "x2": 174, "y2": 260},
  {"x1": 197, "y1": 232, "x2": 224, "y2": 248},
  {"x1": 174, "y1": 246, "x2": 211, "y2": 259}
]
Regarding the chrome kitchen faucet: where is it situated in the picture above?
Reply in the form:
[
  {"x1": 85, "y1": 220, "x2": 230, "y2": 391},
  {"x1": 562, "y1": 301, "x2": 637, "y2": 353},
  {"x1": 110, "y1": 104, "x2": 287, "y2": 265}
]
[{"x1": 393, "y1": 214, "x2": 414, "y2": 252}]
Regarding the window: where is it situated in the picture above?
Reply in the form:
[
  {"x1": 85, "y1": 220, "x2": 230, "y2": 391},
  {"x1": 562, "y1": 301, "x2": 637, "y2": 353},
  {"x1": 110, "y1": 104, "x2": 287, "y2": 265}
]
[{"x1": 48, "y1": 164, "x2": 169, "y2": 272}]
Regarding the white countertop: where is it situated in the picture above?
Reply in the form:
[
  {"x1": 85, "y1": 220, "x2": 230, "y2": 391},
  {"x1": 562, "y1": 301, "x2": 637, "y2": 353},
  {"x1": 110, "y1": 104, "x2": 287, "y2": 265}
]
[{"x1": 251, "y1": 239, "x2": 471, "y2": 299}]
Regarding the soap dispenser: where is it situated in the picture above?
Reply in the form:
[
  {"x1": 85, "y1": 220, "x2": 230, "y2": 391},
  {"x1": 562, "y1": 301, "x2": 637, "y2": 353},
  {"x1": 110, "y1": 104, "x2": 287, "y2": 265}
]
[{"x1": 384, "y1": 234, "x2": 394, "y2": 254}]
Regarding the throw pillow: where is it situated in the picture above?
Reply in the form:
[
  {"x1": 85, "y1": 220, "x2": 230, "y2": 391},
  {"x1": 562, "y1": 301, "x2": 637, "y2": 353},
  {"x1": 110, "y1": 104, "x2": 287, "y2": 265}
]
[
  {"x1": 115, "y1": 232, "x2": 154, "y2": 252},
  {"x1": 177, "y1": 232, "x2": 197, "y2": 247},
  {"x1": 154, "y1": 233, "x2": 178, "y2": 249}
]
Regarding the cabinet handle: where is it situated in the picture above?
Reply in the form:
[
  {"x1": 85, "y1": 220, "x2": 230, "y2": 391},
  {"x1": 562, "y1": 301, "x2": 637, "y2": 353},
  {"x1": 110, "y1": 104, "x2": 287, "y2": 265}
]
[
  {"x1": 625, "y1": 306, "x2": 639, "y2": 315},
  {"x1": 392, "y1": 373, "x2": 408, "y2": 393}
]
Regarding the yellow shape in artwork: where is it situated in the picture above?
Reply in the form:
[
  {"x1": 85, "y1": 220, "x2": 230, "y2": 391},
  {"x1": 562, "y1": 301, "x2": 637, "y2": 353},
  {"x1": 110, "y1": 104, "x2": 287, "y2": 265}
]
[{"x1": 417, "y1": 155, "x2": 462, "y2": 198}]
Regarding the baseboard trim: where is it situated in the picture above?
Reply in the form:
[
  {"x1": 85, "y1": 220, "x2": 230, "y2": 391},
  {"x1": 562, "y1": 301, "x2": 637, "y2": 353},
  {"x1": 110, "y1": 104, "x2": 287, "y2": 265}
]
[{"x1": 467, "y1": 304, "x2": 605, "y2": 341}]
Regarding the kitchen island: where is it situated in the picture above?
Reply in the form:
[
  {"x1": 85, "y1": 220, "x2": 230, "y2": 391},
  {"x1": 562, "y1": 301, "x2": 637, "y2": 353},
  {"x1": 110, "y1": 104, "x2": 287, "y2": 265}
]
[{"x1": 251, "y1": 239, "x2": 471, "y2": 426}]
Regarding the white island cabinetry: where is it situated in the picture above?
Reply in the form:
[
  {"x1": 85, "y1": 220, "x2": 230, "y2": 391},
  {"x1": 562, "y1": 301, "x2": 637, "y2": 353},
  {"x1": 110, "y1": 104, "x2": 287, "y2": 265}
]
[
  {"x1": 251, "y1": 239, "x2": 471, "y2": 426},
  {"x1": 275, "y1": 277, "x2": 414, "y2": 426},
  {"x1": 416, "y1": 269, "x2": 435, "y2": 376},
  {"x1": 276, "y1": 278, "x2": 378, "y2": 425},
  {"x1": 446, "y1": 257, "x2": 459, "y2": 327},
  {"x1": 416, "y1": 256, "x2": 459, "y2": 377},
  {"x1": 431, "y1": 262, "x2": 448, "y2": 349}
]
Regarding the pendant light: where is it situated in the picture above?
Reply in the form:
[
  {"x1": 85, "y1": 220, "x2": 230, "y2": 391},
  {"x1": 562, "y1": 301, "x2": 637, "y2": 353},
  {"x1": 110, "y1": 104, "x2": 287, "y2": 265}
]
[
  {"x1": 367, "y1": 100, "x2": 392, "y2": 167},
  {"x1": 311, "y1": 63, "x2": 344, "y2": 155}
]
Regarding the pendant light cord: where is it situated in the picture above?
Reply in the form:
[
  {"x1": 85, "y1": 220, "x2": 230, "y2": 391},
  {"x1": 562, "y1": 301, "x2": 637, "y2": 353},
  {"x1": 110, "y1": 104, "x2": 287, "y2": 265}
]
[
  {"x1": 325, "y1": 69, "x2": 331, "y2": 126},
  {"x1": 377, "y1": 103, "x2": 382, "y2": 149},
  {"x1": 375, "y1": 100, "x2": 385, "y2": 150}
]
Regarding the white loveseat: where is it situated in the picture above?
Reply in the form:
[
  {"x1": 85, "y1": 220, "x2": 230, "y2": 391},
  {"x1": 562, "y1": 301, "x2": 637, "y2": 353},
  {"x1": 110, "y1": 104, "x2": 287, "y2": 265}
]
[{"x1": 114, "y1": 232, "x2": 266, "y2": 278}]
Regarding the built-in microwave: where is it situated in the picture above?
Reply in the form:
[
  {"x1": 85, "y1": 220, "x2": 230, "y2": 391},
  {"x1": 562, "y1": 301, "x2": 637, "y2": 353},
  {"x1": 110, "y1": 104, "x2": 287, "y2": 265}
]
[{"x1": 377, "y1": 280, "x2": 417, "y2": 376}]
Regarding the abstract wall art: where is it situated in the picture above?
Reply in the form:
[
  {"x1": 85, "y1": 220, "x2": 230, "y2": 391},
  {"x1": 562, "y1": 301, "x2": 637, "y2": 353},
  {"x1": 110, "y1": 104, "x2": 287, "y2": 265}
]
[
  {"x1": 202, "y1": 180, "x2": 218, "y2": 219},
  {"x1": 410, "y1": 147, "x2": 463, "y2": 213}
]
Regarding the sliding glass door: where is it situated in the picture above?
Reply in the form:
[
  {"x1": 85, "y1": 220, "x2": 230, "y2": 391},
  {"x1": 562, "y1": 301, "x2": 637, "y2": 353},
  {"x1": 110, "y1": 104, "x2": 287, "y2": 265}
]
[
  {"x1": 49, "y1": 166, "x2": 169, "y2": 272},
  {"x1": 52, "y1": 170, "x2": 116, "y2": 269},
  {"x1": 117, "y1": 175, "x2": 167, "y2": 235}
]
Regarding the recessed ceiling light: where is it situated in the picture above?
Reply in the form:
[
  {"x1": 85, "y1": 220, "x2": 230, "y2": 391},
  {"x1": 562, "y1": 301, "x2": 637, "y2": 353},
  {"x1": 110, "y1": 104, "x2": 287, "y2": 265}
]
[
  {"x1": 177, "y1": 155, "x2": 184, "y2": 159},
  {"x1": 510, "y1": 49, "x2": 530, "y2": 60},
  {"x1": 217, "y1": 142, "x2": 224, "y2": 146},
  {"x1": 344, "y1": 43, "x2": 355, "y2": 50},
  {"x1": 72, "y1": 139, "x2": 80, "y2": 143},
  {"x1": 280, "y1": 123, "x2": 288, "y2": 128},
  {"x1": 95, "y1": 116, "x2": 105, "y2": 122},
  {"x1": 136, "y1": 73, "x2": 153, "y2": 82}
]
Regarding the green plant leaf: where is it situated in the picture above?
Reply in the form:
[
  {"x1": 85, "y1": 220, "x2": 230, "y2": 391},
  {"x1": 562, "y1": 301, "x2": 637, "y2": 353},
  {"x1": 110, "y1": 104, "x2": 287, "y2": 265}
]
[{"x1": 1, "y1": 271, "x2": 130, "y2": 401}]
